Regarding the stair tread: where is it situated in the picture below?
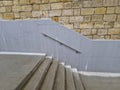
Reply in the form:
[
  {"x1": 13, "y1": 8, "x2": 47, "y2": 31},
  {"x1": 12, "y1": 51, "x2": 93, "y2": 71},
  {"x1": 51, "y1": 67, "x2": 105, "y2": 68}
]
[
  {"x1": 40, "y1": 60, "x2": 59, "y2": 90},
  {"x1": 73, "y1": 71, "x2": 84, "y2": 90},
  {"x1": 23, "y1": 58, "x2": 52, "y2": 90},
  {"x1": 65, "y1": 67, "x2": 76, "y2": 90},
  {"x1": 53, "y1": 63, "x2": 65, "y2": 90}
]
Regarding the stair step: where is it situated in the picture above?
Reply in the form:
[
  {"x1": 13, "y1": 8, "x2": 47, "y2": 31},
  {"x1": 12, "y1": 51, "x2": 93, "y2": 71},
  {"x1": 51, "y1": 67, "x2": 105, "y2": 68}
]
[
  {"x1": 15, "y1": 55, "x2": 45, "y2": 90},
  {"x1": 40, "y1": 60, "x2": 59, "y2": 90},
  {"x1": 23, "y1": 58, "x2": 52, "y2": 90},
  {"x1": 73, "y1": 71, "x2": 84, "y2": 90},
  {"x1": 65, "y1": 67, "x2": 76, "y2": 90},
  {"x1": 53, "y1": 63, "x2": 65, "y2": 90}
]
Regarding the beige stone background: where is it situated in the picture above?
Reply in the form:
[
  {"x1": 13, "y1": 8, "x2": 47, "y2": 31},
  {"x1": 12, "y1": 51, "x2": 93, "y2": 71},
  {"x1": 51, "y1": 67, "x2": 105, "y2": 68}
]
[{"x1": 0, "y1": 0, "x2": 120, "y2": 39}]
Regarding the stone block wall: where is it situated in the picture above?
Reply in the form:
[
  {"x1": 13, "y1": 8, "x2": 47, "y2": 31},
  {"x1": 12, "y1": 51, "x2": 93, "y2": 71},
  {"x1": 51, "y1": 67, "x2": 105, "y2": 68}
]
[{"x1": 0, "y1": 0, "x2": 120, "y2": 39}]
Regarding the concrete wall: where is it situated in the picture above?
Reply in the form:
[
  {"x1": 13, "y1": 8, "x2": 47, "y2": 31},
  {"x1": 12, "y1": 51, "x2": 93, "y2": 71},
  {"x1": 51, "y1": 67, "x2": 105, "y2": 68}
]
[{"x1": 0, "y1": 0, "x2": 120, "y2": 39}]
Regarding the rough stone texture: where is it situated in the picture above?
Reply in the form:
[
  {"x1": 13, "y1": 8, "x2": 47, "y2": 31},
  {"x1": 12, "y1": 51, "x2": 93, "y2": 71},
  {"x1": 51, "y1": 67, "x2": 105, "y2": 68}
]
[
  {"x1": 81, "y1": 8, "x2": 94, "y2": 15},
  {"x1": 0, "y1": 0, "x2": 119, "y2": 39},
  {"x1": 62, "y1": 9, "x2": 73, "y2": 16},
  {"x1": 95, "y1": 7, "x2": 106, "y2": 14},
  {"x1": 51, "y1": 3, "x2": 63, "y2": 9},
  {"x1": 49, "y1": 10, "x2": 61, "y2": 17},
  {"x1": 104, "y1": 15, "x2": 116, "y2": 21}
]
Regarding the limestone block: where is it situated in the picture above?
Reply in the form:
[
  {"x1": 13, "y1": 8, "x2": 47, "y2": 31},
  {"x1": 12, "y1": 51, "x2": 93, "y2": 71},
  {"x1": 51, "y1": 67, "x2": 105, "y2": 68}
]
[
  {"x1": 62, "y1": 9, "x2": 73, "y2": 16},
  {"x1": 30, "y1": 0, "x2": 40, "y2": 4},
  {"x1": 83, "y1": 1, "x2": 92, "y2": 7},
  {"x1": 115, "y1": 7, "x2": 120, "y2": 13},
  {"x1": 63, "y1": 2, "x2": 72, "y2": 9},
  {"x1": 32, "y1": 11, "x2": 42, "y2": 17},
  {"x1": 40, "y1": 4, "x2": 50, "y2": 10},
  {"x1": 3, "y1": 1, "x2": 13, "y2": 6},
  {"x1": 98, "y1": 29, "x2": 107, "y2": 35},
  {"x1": 111, "y1": 35, "x2": 120, "y2": 39},
  {"x1": 114, "y1": 22, "x2": 120, "y2": 28},
  {"x1": 108, "y1": 28, "x2": 120, "y2": 34},
  {"x1": 49, "y1": 10, "x2": 61, "y2": 17},
  {"x1": 63, "y1": 24, "x2": 73, "y2": 29},
  {"x1": 33, "y1": 4, "x2": 40, "y2": 11},
  {"x1": 74, "y1": 9, "x2": 80, "y2": 15},
  {"x1": 20, "y1": 12, "x2": 31, "y2": 19},
  {"x1": 117, "y1": 15, "x2": 120, "y2": 21},
  {"x1": 81, "y1": 29, "x2": 91, "y2": 35},
  {"x1": 107, "y1": 7, "x2": 114, "y2": 13},
  {"x1": 21, "y1": 5, "x2": 32, "y2": 11},
  {"x1": 6, "y1": 6, "x2": 12, "y2": 12},
  {"x1": 14, "y1": 13, "x2": 20, "y2": 19},
  {"x1": 81, "y1": 8, "x2": 94, "y2": 15},
  {"x1": 103, "y1": 0, "x2": 118, "y2": 6},
  {"x1": 51, "y1": 3, "x2": 63, "y2": 9},
  {"x1": 3, "y1": 13, "x2": 14, "y2": 19},
  {"x1": 0, "y1": 7, "x2": 6, "y2": 13},
  {"x1": 12, "y1": 6, "x2": 22, "y2": 12},
  {"x1": 20, "y1": 0, "x2": 29, "y2": 5},
  {"x1": 80, "y1": 22, "x2": 93, "y2": 29},
  {"x1": 92, "y1": 29, "x2": 97, "y2": 35},
  {"x1": 104, "y1": 22, "x2": 114, "y2": 28},
  {"x1": 0, "y1": 1, "x2": 3, "y2": 6},
  {"x1": 94, "y1": 22, "x2": 104, "y2": 28},
  {"x1": 74, "y1": 22, "x2": 80, "y2": 29},
  {"x1": 84, "y1": 16, "x2": 91, "y2": 22},
  {"x1": 95, "y1": 7, "x2": 106, "y2": 14},
  {"x1": 58, "y1": 16, "x2": 69, "y2": 23},
  {"x1": 104, "y1": 14, "x2": 116, "y2": 21},
  {"x1": 92, "y1": 15, "x2": 103, "y2": 21},
  {"x1": 70, "y1": 16, "x2": 83, "y2": 22},
  {"x1": 41, "y1": 0, "x2": 49, "y2": 3},
  {"x1": 92, "y1": 0, "x2": 103, "y2": 7},
  {"x1": 13, "y1": 0, "x2": 19, "y2": 5}
]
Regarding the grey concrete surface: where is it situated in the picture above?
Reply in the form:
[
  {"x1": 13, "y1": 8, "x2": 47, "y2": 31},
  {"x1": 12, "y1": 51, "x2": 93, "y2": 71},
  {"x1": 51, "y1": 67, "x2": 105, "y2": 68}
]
[
  {"x1": 0, "y1": 54, "x2": 45, "y2": 90},
  {"x1": 80, "y1": 71, "x2": 120, "y2": 90}
]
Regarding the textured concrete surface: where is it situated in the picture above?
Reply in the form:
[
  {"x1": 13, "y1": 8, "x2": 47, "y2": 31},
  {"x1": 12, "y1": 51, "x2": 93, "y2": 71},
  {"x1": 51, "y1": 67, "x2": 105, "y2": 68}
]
[{"x1": 0, "y1": 54, "x2": 45, "y2": 90}]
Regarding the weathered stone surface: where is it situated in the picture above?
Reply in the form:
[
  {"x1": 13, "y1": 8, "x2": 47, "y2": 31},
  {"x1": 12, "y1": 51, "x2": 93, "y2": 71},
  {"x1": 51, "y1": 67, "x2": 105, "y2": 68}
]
[
  {"x1": 95, "y1": 7, "x2": 106, "y2": 14},
  {"x1": 93, "y1": 35, "x2": 105, "y2": 39},
  {"x1": 0, "y1": 1, "x2": 3, "y2": 6},
  {"x1": 94, "y1": 22, "x2": 104, "y2": 28},
  {"x1": 49, "y1": 10, "x2": 61, "y2": 17},
  {"x1": 92, "y1": 0, "x2": 103, "y2": 7},
  {"x1": 13, "y1": 0, "x2": 19, "y2": 5},
  {"x1": 40, "y1": 4, "x2": 50, "y2": 10},
  {"x1": 32, "y1": 11, "x2": 42, "y2": 17},
  {"x1": 42, "y1": 11, "x2": 49, "y2": 18},
  {"x1": 103, "y1": 0, "x2": 118, "y2": 6},
  {"x1": 117, "y1": 15, "x2": 120, "y2": 21},
  {"x1": 3, "y1": 13, "x2": 14, "y2": 19},
  {"x1": 70, "y1": 16, "x2": 83, "y2": 22},
  {"x1": 115, "y1": 7, "x2": 120, "y2": 13},
  {"x1": 6, "y1": 6, "x2": 12, "y2": 12},
  {"x1": 107, "y1": 7, "x2": 115, "y2": 13},
  {"x1": 52, "y1": 16, "x2": 59, "y2": 22},
  {"x1": 81, "y1": 29, "x2": 91, "y2": 35},
  {"x1": 111, "y1": 35, "x2": 120, "y2": 39},
  {"x1": 21, "y1": 5, "x2": 32, "y2": 11},
  {"x1": 108, "y1": 28, "x2": 120, "y2": 34},
  {"x1": 80, "y1": 22, "x2": 93, "y2": 29},
  {"x1": 63, "y1": 2, "x2": 72, "y2": 9},
  {"x1": 74, "y1": 23, "x2": 80, "y2": 29},
  {"x1": 19, "y1": 0, "x2": 29, "y2": 5},
  {"x1": 92, "y1": 29, "x2": 97, "y2": 35},
  {"x1": 74, "y1": 9, "x2": 80, "y2": 15},
  {"x1": 59, "y1": 16, "x2": 69, "y2": 23},
  {"x1": 33, "y1": 4, "x2": 40, "y2": 11},
  {"x1": 98, "y1": 29, "x2": 107, "y2": 35},
  {"x1": 83, "y1": 1, "x2": 92, "y2": 7},
  {"x1": 63, "y1": 24, "x2": 73, "y2": 29},
  {"x1": 62, "y1": 9, "x2": 73, "y2": 16},
  {"x1": 12, "y1": 6, "x2": 22, "y2": 12},
  {"x1": 114, "y1": 22, "x2": 120, "y2": 28},
  {"x1": 104, "y1": 14, "x2": 116, "y2": 21},
  {"x1": 104, "y1": 22, "x2": 114, "y2": 28},
  {"x1": 0, "y1": 7, "x2": 6, "y2": 13},
  {"x1": 81, "y1": 8, "x2": 94, "y2": 15},
  {"x1": 84, "y1": 16, "x2": 91, "y2": 22},
  {"x1": 3, "y1": 1, "x2": 13, "y2": 6},
  {"x1": 51, "y1": 3, "x2": 63, "y2": 9},
  {"x1": 14, "y1": 13, "x2": 20, "y2": 19},
  {"x1": 30, "y1": 0, "x2": 40, "y2": 4},
  {"x1": 20, "y1": 12, "x2": 31, "y2": 19},
  {"x1": 92, "y1": 15, "x2": 103, "y2": 21}
]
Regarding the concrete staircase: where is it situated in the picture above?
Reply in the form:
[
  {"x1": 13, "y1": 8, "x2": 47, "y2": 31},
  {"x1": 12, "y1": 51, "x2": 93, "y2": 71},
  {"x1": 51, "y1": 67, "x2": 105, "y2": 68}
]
[
  {"x1": 15, "y1": 56, "x2": 84, "y2": 90},
  {"x1": 0, "y1": 53, "x2": 120, "y2": 90}
]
